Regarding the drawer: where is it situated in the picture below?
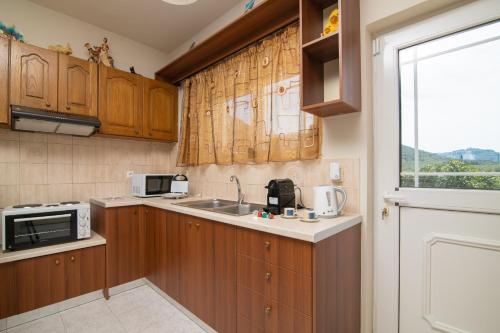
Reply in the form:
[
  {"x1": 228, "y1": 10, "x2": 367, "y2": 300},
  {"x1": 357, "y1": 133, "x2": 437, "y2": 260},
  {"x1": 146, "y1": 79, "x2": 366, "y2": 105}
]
[
  {"x1": 237, "y1": 255, "x2": 313, "y2": 317},
  {"x1": 236, "y1": 228, "x2": 312, "y2": 276},
  {"x1": 237, "y1": 284, "x2": 266, "y2": 331},
  {"x1": 264, "y1": 300, "x2": 312, "y2": 333}
]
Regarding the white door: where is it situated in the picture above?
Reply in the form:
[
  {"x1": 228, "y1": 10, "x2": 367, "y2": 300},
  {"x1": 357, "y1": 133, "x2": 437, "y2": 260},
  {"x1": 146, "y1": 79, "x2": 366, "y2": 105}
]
[{"x1": 373, "y1": 1, "x2": 500, "y2": 333}]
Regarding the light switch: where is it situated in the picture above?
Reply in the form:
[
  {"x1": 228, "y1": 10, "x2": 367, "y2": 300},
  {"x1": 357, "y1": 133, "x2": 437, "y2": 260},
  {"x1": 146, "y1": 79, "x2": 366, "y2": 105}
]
[{"x1": 330, "y1": 162, "x2": 341, "y2": 181}]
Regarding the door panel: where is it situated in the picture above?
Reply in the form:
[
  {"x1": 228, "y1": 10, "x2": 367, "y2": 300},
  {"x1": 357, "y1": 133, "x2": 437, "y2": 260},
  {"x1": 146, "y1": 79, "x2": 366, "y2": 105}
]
[
  {"x1": 58, "y1": 55, "x2": 97, "y2": 116},
  {"x1": 98, "y1": 65, "x2": 143, "y2": 137},
  {"x1": 66, "y1": 246, "x2": 105, "y2": 299},
  {"x1": 164, "y1": 211, "x2": 180, "y2": 300},
  {"x1": 10, "y1": 41, "x2": 58, "y2": 110},
  {"x1": 143, "y1": 78, "x2": 178, "y2": 141},
  {"x1": 0, "y1": 263, "x2": 17, "y2": 319},
  {"x1": 400, "y1": 208, "x2": 500, "y2": 333},
  {"x1": 0, "y1": 38, "x2": 8, "y2": 124}
]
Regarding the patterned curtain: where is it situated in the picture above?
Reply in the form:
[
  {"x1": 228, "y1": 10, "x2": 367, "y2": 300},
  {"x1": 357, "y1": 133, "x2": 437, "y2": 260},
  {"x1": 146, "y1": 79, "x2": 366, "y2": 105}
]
[{"x1": 177, "y1": 23, "x2": 322, "y2": 166}]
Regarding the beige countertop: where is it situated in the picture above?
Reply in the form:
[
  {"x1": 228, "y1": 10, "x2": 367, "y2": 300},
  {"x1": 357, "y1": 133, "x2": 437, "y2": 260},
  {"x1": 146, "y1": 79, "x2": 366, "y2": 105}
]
[
  {"x1": 0, "y1": 232, "x2": 106, "y2": 265},
  {"x1": 90, "y1": 196, "x2": 362, "y2": 243}
]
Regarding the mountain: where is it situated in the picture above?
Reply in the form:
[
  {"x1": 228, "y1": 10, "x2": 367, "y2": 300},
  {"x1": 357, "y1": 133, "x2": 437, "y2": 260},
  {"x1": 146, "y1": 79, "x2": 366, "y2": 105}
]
[{"x1": 438, "y1": 148, "x2": 500, "y2": 163}]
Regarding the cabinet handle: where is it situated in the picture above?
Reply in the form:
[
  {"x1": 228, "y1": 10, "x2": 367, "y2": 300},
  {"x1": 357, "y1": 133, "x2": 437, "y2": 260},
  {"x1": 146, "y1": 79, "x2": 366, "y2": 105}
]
[
  {"x1": 70, "y1": 256, "x2": 75, "y2": 262},
  {"x1": 134, "y1": 210, "x2": 137, "y2": 215},
  {"x1": 265, "y1": 272, "x2": 272, "y2": 280},
  {"x1": 145, "y1": 209, "x2": 149, "y2": 214},
  {"x1": 265, "y1": 306, "x2": 272, "y2": 315},
  {"x1": 135, "y1": 130, "x2": 139, "y2": 134},
  {"x1": 187, "y1": 221, "x2": 192, "y2": 227},
  {"x1": 195, "y1": 223, "x2": 200, "y2": 229},
  {"x1": 264, "y1": 241, "x2": 271, "y2": 250},
  {"x1": 66, "y1": 105, "x2": 71, "y2": 110},
  {"x1": 149, "y1": 132, "x2": 152, "y2": 136},
  {"x1": 55, "y1": 259, "x2": 60, "y2": 265},
  {"x1": 46, "y1": 102, "x2": 51, "y2": 107}
]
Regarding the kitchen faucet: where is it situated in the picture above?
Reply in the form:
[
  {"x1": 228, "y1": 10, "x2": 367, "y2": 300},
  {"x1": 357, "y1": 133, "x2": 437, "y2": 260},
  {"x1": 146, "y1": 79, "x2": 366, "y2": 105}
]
[{"x1": 230, "y1": 175, "x2": 245, "y2": 204}]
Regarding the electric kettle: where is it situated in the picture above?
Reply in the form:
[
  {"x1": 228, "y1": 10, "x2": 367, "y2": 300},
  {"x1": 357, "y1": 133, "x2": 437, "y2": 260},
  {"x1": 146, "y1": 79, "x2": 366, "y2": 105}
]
[{"x1": 313, "y1": 185, "x2": 347, "y2": 218}]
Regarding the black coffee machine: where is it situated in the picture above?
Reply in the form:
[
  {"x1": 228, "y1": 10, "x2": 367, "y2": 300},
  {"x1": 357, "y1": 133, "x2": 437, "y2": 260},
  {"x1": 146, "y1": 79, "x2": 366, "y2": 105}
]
[{"x1": 265, "y1": 179, "x2": 295, "y2": 215}]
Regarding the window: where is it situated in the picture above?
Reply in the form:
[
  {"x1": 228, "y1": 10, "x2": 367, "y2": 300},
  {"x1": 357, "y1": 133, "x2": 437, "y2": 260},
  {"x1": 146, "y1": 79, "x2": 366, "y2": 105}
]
[{"x1": 399, "y1": 20, "x2": 500, "y2": 190}]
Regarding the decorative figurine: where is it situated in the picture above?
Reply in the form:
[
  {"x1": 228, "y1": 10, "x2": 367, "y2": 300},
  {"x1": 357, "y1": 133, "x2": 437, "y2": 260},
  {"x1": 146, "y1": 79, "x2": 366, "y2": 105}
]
[
  {"x1": 84, "y1": 38, "x2": 114, "y2": 67},
  {"x1": 48, "y1": 43, "x2": 73, "y2": 55},
  {"x1": 0, "y1": 22, "x2": 24, "y2": 42},
  {"x1": 244, "y1": 0, "x2": 255, "y2": 12},
  {"x1": 322, "y1": 8, "x2": 339, "y2": 37}
]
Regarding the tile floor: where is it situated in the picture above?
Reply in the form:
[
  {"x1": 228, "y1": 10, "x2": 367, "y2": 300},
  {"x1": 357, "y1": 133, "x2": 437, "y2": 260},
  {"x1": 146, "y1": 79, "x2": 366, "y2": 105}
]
[{"x1": 3, "y1": 285, "x2": 206, "y2": 333}]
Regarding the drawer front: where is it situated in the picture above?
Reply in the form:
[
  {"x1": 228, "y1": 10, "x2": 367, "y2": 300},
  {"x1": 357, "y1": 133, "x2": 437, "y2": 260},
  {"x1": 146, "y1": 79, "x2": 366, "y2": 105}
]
[
  {"x1": 267, "y1": 264, "x2": 313, "y2": 317},
  {"x1": 237, "y1": 255, "x2": 266, "y2": 295},
  {"x1": 264, "y1": 300, "x2": 312, "y2": 333},
  {"x1": 237, "y1": 284, "x2": 266, "y2": 331},
  {"x1": 236, "y1": 228, "x2": 312, "y2": 276}
]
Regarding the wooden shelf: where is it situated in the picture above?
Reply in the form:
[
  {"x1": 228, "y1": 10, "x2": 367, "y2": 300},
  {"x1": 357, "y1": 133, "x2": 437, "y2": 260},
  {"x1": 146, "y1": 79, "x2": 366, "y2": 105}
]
[
  {"x1": 302, "y1": 100, "x2": 358, "y2": 117},
  {"x1": 302, "y1": 33, "x2": 339, "y2": 62},
  {"x1": 155, "y1": 0, "x2": 299, "y2": 84}
]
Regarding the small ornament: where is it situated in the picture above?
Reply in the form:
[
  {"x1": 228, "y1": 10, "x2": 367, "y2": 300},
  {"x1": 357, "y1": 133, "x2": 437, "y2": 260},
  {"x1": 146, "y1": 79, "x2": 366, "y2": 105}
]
[
  {"x1": 0, "y1": 22, "x2": 24, "y2": 42},
  {"x1": 244, "y1": 0, "x2": 255, "y2": 12},
  {"x1": 322, "y1": 8, "x2": 339, "y2": 37},
  {"x1": 48, "y1": 43, "x2": 73, "y2": 55},
  {"x1": 84, "y1": 38, "x2": 114, "y2": 67}
]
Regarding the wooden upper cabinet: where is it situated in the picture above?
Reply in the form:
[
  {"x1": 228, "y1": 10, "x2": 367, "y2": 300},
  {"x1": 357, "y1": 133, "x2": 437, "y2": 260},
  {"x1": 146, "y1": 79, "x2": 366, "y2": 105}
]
[
  {"x1": 58, "y1": 55, "x2": 97, "y2": 117},
  {"x1": 10, "y1": 41, "x2": 58, "y2": 111},
  {"x1": 0, "y1": 38, "x2": 9, "y2": 125},
  {"x1": 143, "y1": 78, "x2": 178, "y2": 141},
  {"x1": 98, "y1": 65, "x2": 143, "y2": 137}
]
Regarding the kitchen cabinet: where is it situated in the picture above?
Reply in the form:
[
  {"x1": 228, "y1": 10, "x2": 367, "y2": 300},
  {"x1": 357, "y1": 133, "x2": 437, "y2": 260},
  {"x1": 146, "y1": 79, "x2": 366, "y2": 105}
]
[
  {"x1": 0, "y1": 38, "x2": 9, "y2": 125},
  {"x1": 143, "y1": 78, "x2": 178, "y2": 141},
  {"x1": 15, "y1": 245, "x2": 105, "y2": 314},
  {"x1": 10, "y1": 41, "x2": 58, "y2": 111},
  {"x1": 145, "y1": 207, "x2": 180, "y2": 300},
  {"x1": 0, "y1": 262, "x2": 17, "y2": 319},
  {"x1": 91, "y1": 204, "x2": 145, "y2": 288},
  {"x1": 179, "y1": 214, "x2": 215, "y2": 327},
  {"x1": 58, "y1": 55, "x2": 98, "y2": 117},
  {"x1": 98, "y1": 65, "x2": 143, "y2": 137}
]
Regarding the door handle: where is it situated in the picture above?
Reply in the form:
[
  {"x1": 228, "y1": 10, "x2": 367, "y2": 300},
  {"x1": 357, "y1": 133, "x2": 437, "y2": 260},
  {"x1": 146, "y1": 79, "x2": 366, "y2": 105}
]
[{"x1": 383, "y1": 192, "x2": 407, "y2": 205}]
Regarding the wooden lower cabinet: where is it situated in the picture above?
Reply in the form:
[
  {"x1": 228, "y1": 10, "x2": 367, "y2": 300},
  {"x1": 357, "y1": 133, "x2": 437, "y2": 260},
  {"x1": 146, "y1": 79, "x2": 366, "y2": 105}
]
[
  {"x1": 92, "y1": 204, "x2": 145, "y2": 288},
  {"x1": 1, "y1": 245, "x2": 105, "y2": 317},
  {"x1": 0, "y1": 37, "x2": 9, "y2": 125},
  {"x1": 96, "y1": 205, "x2": 360, "y2": 333}
]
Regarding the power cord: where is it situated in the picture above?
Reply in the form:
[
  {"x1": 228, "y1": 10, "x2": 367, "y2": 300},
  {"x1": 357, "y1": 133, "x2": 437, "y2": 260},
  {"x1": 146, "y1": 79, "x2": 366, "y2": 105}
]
[{"x1": 294, "y1": 185, "x2": 307, "y2": 209}]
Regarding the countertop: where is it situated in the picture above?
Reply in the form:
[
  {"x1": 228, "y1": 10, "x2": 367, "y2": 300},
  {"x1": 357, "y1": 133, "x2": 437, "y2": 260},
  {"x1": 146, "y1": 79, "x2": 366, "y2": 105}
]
[
  {"x1": 0, "y1": 232, "x2": 106, "y2": 265},
  {"x1": 90, "y1": 196, "x2": 362, "y2": 243}
]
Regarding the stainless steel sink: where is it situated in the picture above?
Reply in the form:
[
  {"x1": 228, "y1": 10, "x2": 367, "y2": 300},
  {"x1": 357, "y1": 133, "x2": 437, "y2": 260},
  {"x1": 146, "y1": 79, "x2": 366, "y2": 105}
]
[{"x1": 174, "y1": 199, "x2": 265, "y2": 216}]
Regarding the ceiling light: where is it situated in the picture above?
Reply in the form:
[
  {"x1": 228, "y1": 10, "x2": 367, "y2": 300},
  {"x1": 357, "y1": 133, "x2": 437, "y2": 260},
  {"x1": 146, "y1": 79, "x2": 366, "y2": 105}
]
[{"x1": 162, "y1": 0, "x2": 198, "y2": 5}]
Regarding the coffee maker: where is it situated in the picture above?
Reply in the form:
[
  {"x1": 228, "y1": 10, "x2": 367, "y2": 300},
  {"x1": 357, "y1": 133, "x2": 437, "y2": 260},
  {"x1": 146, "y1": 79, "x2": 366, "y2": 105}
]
[{"x1": 265, "y1": 179, "x2": 295, "y2": 215}]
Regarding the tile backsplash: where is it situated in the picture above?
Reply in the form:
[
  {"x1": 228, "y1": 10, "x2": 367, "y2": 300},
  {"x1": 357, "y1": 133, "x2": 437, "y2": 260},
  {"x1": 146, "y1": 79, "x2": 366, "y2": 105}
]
[
  {"x1": 0, "y1": 129, "x2": 359, "y2": 213},
  {"x1": 0, "y1": 129, "x2": 172, "y2": 208}
]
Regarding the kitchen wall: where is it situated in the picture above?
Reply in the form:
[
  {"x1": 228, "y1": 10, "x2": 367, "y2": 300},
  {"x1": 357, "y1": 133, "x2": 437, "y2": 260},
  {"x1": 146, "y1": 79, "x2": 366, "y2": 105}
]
[
  {"x1": 0, "y1": 129, "x2": 171, "y2": 208},
  {"x1": 0, "y1": 0, "x2": 168, "y2": 78}
]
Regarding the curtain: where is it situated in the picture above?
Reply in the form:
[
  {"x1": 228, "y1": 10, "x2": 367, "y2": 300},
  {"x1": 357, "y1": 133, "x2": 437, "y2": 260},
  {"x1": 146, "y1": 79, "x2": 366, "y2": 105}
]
[{"x1": 177, "y1": 23, "x2": 322, "y2": 166}]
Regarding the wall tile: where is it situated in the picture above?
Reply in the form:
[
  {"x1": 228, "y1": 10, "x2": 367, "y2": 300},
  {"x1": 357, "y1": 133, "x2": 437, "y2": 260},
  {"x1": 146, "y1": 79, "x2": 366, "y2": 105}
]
[
  {"x1": 0, "y1": 129, "x2": 19, "y2": 141},
  {"x1": 20, "y1": 142, "x2": 47, "y2": 163},
  {"x1": 73, "y1": 165, "x2": 95, "y2": 183},
  {"x1": 20, "y1": 185, "x2": 48, "y2": 204},
  {"x1": 48, "y1": 144, "x2": 73, "y2": 164},
  {"x1": 0, "y1": 163, "x2": 19, "y2": 185},
  {"x1": 20, "y1": 164, "x2": 47, "y2": 185},
  {"x1": 47, "y1": 134, "x2": 73, "y2": 145},
  {"x1": 48, "y1": 164, "x2": 73, "y2": 184},
  {"x1": 20, "y1": 132, "x2": 47, "y2": 143},
  {"x1": 73, "y1": 145, "x2": 95, "y2": 165},
  {"x1": 0, "y1": 140, "x2": 20, "y2": 163},
  {"x1": 72, "y1": 183, "x2": 95, "y2": 202},
  {"x1": 47, "y1": 184, "x2": 73, "y2": 203},
  {"x1": 0, "y1": 185, "x2": 19, "y2": 207}
]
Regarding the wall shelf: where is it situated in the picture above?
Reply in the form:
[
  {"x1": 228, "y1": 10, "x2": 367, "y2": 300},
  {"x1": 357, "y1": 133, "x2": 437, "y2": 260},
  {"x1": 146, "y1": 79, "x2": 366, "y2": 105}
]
[
  {"x1": 155, "y1": 0, "x2": 299, "y2": 84},
  {"x1": 302, "y1": 32, "x2": 339, "y2": 62}
]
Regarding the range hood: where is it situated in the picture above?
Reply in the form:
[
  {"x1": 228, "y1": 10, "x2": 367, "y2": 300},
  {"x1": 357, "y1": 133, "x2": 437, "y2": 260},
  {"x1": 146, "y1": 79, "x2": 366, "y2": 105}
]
[{"x1": 11, "y1": 105, "x2": 100, "y2": 137}]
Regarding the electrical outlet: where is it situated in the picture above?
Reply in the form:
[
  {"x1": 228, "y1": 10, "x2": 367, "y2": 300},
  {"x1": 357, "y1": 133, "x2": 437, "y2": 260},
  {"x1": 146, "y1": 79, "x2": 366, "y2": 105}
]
[{"x1": 126, "y1": 171, "x2": 134, "y2": 178}]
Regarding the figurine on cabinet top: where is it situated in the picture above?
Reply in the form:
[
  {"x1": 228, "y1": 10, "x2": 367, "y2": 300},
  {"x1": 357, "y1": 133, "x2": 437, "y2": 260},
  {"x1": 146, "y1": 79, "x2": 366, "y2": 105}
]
[
  {"x1": 85, "y1": 37, "x2": 114, "y2": 67},
  {"x1": 48, "y1": 43, "x2": 73, "y2": 55}
]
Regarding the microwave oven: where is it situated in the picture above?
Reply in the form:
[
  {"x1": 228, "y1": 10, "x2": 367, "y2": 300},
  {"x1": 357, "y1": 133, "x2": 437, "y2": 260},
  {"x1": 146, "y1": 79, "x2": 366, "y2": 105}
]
[
  {"x1": 1, "y1": 202, "x2": 91, "y2": 251},
  {"x1": 132, "y1": 173, "x2": 175, "y2": 197}
]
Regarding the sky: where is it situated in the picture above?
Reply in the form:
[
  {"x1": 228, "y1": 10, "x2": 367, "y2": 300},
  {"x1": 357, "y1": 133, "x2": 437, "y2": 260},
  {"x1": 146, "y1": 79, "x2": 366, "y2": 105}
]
[{"x1": 400, "y1": 21, "x2": 500, "y2": 153}]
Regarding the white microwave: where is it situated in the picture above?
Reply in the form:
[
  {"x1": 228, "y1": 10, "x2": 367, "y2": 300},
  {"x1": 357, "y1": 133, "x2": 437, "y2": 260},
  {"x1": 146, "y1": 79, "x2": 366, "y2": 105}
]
[{"x1": 132, "y1": 174, "x2": 189, "y2": 197}]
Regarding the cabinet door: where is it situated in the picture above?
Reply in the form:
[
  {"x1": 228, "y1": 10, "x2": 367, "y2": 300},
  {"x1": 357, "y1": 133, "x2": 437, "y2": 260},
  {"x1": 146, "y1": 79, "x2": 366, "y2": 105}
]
[
  {"x1": 58, "y1": 55, "x2": 97, "y2": 117},
  {"x1": 143, "y1": 78, "x2": 178, "y2": 141},
  {"x1": 10, "y1": 41, "x2": 58, "y2": 110},
  {"x1": 98, "y1": 65, "x2": 143, "y2": 137},
  {"x1": 66, "y1": 246, "x2": 105, "y2": 299},
  {"x1": 0, "y1": 262, "x2": 17, "y2": 319},
  {"x1": 179, "y1": 215, "x2": 215, "y2": 326},
  {"x1": 164, "y1": 211, "x2": 180, "y2": 300},
  {"x1": 16, "y1": 253, "x2": 65, "y2": 313},
  {"x1": 0, "y1": 38, "x2": 8, "y2": 125},
  {"x1": 144, "y1": 207, "x2": 159, "y2": 285}
]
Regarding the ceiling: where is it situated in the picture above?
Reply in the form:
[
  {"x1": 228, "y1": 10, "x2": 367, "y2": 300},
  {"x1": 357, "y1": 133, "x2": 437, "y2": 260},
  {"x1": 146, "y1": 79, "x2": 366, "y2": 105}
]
[{"x1": 29, "y1": 0, "x2": 241, "y2": 53}]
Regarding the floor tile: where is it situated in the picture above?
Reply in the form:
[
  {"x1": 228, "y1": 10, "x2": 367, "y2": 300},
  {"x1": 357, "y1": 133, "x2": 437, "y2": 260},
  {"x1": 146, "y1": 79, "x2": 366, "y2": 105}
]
[
  {"x1": 7, "y1": 314, "x2": 65, "y2": 333},
  {"x1": 60, "y1": 299, "x2": 125, "y2": 333}
]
